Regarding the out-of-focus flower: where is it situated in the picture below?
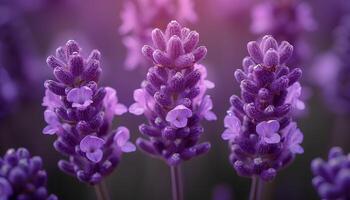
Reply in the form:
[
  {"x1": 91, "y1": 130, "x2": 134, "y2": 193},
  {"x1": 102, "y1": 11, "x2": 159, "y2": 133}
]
[
  {"x1": 42, "y1": 40, "x2": 135, "y2": 185},
  {"x1": 103, "y1": 87, "x2": 128, "y2": 123},
  {"x1": 285, "y1": 82, "x2": 305, "y2": 110},
  {"x1": 311, "y1": 147, "x2": 350, "y2": 200},
  {"x1": 251, "y1": 0, "x2": 317, "y2": 65},
  {"x1": 0, "y1": 67, "x2": 18, "y2": 118},
  {"x1": 312, "y1": 16, "x2": 350, "y2": 115},
  {"x1": 119, "y1": 0, "x2": 197, "y2": 70},
  {"x1": 0, "y1": 148, "x2": 57, "y2": 200},
  {"x1": 222, "y1": 35, "x2": 304, "y2": 181},
  {"x1": 130, "y1": 21, "x2": 216, "y2": 166}
]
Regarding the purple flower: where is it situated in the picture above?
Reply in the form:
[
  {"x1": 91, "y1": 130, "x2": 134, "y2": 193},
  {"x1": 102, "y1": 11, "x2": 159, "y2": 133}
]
[
  {"x1": 221, "y1": 114, "x2": 241, "y2": 141},
  {"x1": 80, "y1": 135, "x2": 105, "y2": 163},
  {"x1": 285, "y1": 82, "x2": 305, "y2": 110},
  {"x1": 103, "y1": 87, "x2": 127, "y2": 123},
  {"x1": 166, "y1": 105, "x2": 193, "y2": 128},
  {"x1": 0, "y1": 148, "x2": 57, "y2": 200},
  {"x1": 114, "y1": 127, "x2": 136, "y2": 153},
  {"x1": 311, "y1": 147, "x2": 350, "y2": 200},
  {"x1": 282, "y1": 122, "x2": 303, "y2": 154},
  {"x1": 131, "y1": 21, "x2": 215, "y2": 166},
  {"x1": 129, "y1": 88, "x2": 154, "y2": 116},
  {"x1": 43, "y1": 40, "x2": 134, "y2": 185},
  {"x1": 119, "y1": 0, "x2": 198, "y2": 70},
  {"x1": 67, "y1": 86, "x2": 93, "y2": 109},
  {"x1": 43, "y1": 109, "x2": 61, "y2": 135},
  {"x1": 256, "y1": 120, "x2": 281, "y2": 144},
  {"x1": 222, "y1": 35, "x2": 304, "y2": 181},
  {"x1": 42, "y1": 89, "x2": 62, "y2": 110},
  {"x1": 198, "y1": 95, "x2": 217, "y2": 121}
]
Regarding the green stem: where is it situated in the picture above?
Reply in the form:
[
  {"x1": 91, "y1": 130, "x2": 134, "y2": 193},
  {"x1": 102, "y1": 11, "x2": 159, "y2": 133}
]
[
  {"x1": 171, "y1": 166, "x2": 184, "y2": 200},
  {"x1": 94, "y1": 181, "x2": 111, "y2": 200},
  {"x1": 249, "y1": 176, "x2": 263, "y2": 200}
]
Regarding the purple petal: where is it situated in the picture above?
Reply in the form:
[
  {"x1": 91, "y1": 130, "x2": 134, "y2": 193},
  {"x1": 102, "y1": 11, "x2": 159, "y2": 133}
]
[
  {"x1": 86, "y1": 149, "x2": 103, "y2": 163},
  {"x1": 256, "y1": 120, "x2": 280, "y2": 137},
  {"x1": 204, "y1": 111, "x2": 217, "y2": 121},
  {"x1": 103, "y1": 87, "x2": 127, "y2": 115},
  {"x1": 43, "y1": 125, "x2": 59, "y2": 135},
  {"x1": 285, "y1": 82, "x2": 305, "y2": 110},
  {"x1": 129, "y1": 89, "x2": 147, "y2": 115},
  {"x1": 114, "y1": 103, "x2": 128, "y2": 115},
  {"x1": 67, "y1": 86, "x2": 93, "y2": 109},
  {"x1": 129, "y1": 102, "x2": 145, "y2": 115},
  {"x1": 221, "y1": 129, "x2": 235, "y2": 140},
  {"x1": 264, "y1": 133, "x2": 281, "y2": 144},
  {"x1": 80, "y1": 135, "x2": 105, "y2": 152},
  {"x1": 42, "y1": 89, "x2": 62, "y2": 109},
  {"x1": 121, "y1": 142, "x2": 136, "y2": 153},
  {"x1": 114, "y1": 127, "x2": 130, "y2": 147},
  {"x1": 166, "y1": 105, "x2": 193, "y2": 128},
  {"x1": 224, "y1": 115, "x2": 241, "y2": 134},
  {"x1": 44, "y1": 109, "x2": 59, "y2": 125},
  {"x1": 290, "y1": 144, "x2": 304, "y2": 154},
  {"x1": 72, "y1": 100, "x2": 93, "y2": 109}
]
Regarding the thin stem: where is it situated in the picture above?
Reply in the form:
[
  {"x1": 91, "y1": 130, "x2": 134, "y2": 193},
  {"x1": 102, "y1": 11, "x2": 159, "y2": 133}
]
[
  {"x1": 170, "y1": 166, "x2": 184, "y2": 200},
  {"x1": 249, "y1": 176, "x2": 263, "y2": 200},
  {"x1": 94, "y1": 181, "x2": 111, "y2": 200}
]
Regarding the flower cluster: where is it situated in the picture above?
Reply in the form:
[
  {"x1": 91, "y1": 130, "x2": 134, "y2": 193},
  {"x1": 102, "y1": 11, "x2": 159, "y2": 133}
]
[
  {"x1": 42, "y1": 40, "x2": 135, "y2": 185},
  {"x1": 312, "y1": 16, "x2": 350, "y2": 115},
  {"x1": 221, "y1": 35, "x2": 304, "y2": 181},
  {"x1": 130, "y1": 20, "x2": 216, "y2": 166},
  {"x1": 119, "y1": 0, "x2": 197, "y2": 70},
  {"x1": 311, "y1": 147, "x2": 350, "y2": 200},
  {"x1": 251, "y1": 0, "x2": 316, "y2": 65},
  {"x1": 0, "y1": 148, "x2": 57, "y2": 200}
]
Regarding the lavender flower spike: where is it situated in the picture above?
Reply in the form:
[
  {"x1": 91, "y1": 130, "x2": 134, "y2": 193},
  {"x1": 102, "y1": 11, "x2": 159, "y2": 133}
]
[
  {"x1": 130, "y1": 20, "x2": 216, "y2": 166},
  {"x1": 222, "y1": 35, "x2": 304, "y2": 182},
  {"x1": 119, "y1": 0, "x2": 197, "y2": 70},
  {"x1": 43, "y1": 40, "x2": 135, "y2": 185},
  {"x1": 311, "y1": 147, "x2": 350, "y2": 200},
  {"x1": 0, "y1": 148, "x2": 57, "y2": 200}
]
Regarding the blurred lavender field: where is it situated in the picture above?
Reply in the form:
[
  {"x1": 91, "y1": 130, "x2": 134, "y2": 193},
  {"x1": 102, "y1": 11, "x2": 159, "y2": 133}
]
[{"x1": 0, "y1": 0, "x2": 349, "y2": 199}]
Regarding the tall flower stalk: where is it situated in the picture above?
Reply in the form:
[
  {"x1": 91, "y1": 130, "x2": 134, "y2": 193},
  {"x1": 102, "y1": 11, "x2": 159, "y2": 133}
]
[
  {"x1": 42, "y1": 40, "x2": 135, "y2": 199},
  {"x1": 129, "y1": 20, "x2": 216, "y2": 200},
  {"x1": 221, "y1": 35, "x2": 304, "y2": 199},
  {"x1": 119, "y1": 0, "x2": 197, "y2": 70}
]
